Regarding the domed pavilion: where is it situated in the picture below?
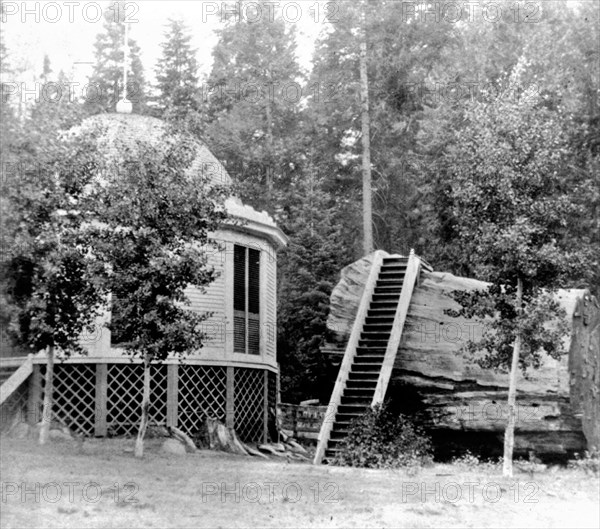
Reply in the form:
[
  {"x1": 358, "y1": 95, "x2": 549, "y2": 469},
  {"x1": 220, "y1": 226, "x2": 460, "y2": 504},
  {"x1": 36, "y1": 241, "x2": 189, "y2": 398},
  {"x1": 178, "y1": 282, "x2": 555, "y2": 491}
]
[{"x1": 24, "y1": 113, "x2": 287, "y2": 443}]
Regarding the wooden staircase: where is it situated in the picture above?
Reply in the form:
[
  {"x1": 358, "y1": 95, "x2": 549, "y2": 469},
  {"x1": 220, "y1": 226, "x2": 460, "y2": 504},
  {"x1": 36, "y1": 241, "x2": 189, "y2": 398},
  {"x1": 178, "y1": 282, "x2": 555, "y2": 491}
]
[{"x1": 314, "y1": 250, "x2": 431, "y2": 464}]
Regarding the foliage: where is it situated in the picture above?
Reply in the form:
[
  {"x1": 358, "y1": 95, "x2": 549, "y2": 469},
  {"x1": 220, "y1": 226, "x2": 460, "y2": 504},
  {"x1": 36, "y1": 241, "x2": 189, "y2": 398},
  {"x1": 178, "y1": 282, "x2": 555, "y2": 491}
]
[
  {"x1": 451, "y1": 451, "x2": 502, "y2": 473},
  {"x1": 83, "y1": 124, "x2": 231, "y2": 362},
  {"x1": 1, "y1": 128, "x2": 107, "y2": 356},
  {"x1": 568, "y1": 449, "x2": 599, "y2": 476},
  {"x1": 443, "y1": 86, "x2": 591, "y2": 373},
  {"x1": 153, "y1": 18, "x2": 200, "y2": 120},
  {"x1": 331, "y1": 403, "x2": 433, "y2": 470},
  {"x1": 204, "y1": 2, "x2": 303, "y2": 211},
  {"x1": 277, "y1": 167, "x2": 352, "y2": 403},
  {"x1": 85, "y1": 1, "x2": 147, "y2": 115}
]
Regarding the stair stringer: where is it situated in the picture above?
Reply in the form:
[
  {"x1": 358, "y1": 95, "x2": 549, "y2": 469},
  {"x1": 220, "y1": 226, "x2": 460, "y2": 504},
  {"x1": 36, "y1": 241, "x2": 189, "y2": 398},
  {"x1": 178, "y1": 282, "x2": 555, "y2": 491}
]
[
  {"x1": 313, "y1": 250, "x2": 386, "y2": 465},
  {"x1": 0, "y1": 355, "x2": 33, "y2": 406}
]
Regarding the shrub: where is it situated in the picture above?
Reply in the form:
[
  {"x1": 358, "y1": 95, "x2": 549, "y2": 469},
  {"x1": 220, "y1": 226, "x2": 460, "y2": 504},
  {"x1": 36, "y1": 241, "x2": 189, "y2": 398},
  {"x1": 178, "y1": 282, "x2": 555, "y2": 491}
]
[
  {"x1": 452, "y1": 450, "x2": 502, "y2": 472},
  {"x1": 331, "y1": 403, "x2": 433, "y2": 470},
  {"x1": 568, "y1": 449, "x2": 599, "y2": 476}
]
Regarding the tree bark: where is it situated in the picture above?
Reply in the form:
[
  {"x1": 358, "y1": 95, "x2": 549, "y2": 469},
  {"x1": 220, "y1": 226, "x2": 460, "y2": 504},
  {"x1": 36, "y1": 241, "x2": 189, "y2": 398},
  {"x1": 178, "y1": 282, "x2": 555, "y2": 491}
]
[
  {"x1": 39, "y1": 345, "x2": 54, "y2": 445},
  {"x1": 503, "y1": 276, "x2": 523, "y2": 477},
  {"x1": 135, "y1": 355, "x2": 152, "y2": 458},
  {"x1": 265, "y1": 68, "x2": 274, "y2": 203},
  {"x1": 359, "y1": 1, "x2": 373, "y2": 256}
]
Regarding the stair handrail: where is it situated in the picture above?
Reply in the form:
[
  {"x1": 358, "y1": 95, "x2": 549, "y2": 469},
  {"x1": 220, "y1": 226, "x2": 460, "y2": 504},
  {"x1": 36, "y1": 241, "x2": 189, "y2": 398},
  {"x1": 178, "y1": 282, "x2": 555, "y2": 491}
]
[
  {"x1": 0, "y1": 353, "x2": 33, "y2": 406},
  {"x1": 313, "y1": 250, "x2": 386, "y2": 464},
  {"x1": 372, "y1": 251, "x2": 420, "y2": 405}
]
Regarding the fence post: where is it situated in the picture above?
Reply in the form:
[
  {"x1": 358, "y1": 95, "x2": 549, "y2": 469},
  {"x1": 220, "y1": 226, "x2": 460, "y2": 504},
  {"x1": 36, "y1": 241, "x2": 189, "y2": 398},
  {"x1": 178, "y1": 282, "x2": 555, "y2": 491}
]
[
  {"x1": 27, "y1": 363, "x2": 41, "y2": 425},
  {"x1": 167, "y1": 364, "x2": 179, "y2": 428},
  {"x1": 94, "y1": 363, "x2": 108, "y2": 436},
  {"x1": 263, "y1": 370, "x2": 269, "y2": 443},
  {"x1": 226, "y1": 366, "x2": 234, "y2": 428}
]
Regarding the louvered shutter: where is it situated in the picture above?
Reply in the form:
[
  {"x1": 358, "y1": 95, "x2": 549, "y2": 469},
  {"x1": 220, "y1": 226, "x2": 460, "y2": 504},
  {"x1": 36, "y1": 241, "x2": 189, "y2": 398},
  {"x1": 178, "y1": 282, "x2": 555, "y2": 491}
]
[
  {"x1": 247, "y1": 249, "x2": 260, "y2": 355},
  {"x1": 233, "y1": 245, "x2": 246, "y2": 353},
  {"x1": 233, "y1": 245, "x2": 261, "y2": 354}
]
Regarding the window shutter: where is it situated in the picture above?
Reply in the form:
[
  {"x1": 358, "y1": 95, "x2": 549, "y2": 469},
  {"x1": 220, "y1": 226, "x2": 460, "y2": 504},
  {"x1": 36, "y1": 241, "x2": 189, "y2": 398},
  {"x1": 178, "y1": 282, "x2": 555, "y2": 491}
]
[{"x1": 233, "y1": 245, "x2": 261, "y2": 354}]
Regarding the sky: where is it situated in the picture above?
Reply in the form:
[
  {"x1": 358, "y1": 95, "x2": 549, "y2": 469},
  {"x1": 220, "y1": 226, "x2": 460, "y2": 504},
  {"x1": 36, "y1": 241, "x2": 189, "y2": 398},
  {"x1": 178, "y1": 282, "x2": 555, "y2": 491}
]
[{"x1": 1, "y1": 0, "x2": 328, "y2": 87}]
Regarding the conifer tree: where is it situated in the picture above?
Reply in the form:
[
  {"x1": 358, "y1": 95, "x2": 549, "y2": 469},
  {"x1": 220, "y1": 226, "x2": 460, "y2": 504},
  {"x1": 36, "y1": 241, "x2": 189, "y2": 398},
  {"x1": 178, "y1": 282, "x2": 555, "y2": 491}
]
[
  {"x1": 85, "y1": 1, "x2": 146, "y2": 115},
  {"x1": 154, "y1": 18, "x2": 199, "y2": 119}
]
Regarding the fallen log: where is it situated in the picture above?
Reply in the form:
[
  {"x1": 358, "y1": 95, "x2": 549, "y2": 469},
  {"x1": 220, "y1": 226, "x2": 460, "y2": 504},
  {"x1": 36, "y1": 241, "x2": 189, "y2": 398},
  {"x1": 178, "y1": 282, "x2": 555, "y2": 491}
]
[{"x1": 322, "y1": 252, "x2": 600, "y2": 455}]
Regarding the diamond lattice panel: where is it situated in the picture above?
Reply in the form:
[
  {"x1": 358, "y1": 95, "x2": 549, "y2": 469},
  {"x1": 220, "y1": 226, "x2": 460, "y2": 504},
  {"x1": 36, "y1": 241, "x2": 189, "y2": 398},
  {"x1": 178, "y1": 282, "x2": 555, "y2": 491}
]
[
  {"x1": 106, "y1": 364, "x2": 169, "y2": 436},
  {"x1": 41, "y1": 364, "x2": 96, "y2": 435},
  {"x1": 234, "y1": 368, "x2": 264, "y2": 443},
  {"x1": 178, "y1": 365, "x2": 227, "y2": 437}
]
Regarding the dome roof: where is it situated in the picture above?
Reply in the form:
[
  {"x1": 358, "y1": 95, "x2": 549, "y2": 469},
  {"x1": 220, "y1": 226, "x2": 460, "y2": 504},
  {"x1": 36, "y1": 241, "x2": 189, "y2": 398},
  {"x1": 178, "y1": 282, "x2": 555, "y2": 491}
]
[
  {"x1": 74, "y1": 113, "x2": 232, "y2": 187},
  {"x1": 72, "y1": 113, "x2": 287, "y2": 249}
]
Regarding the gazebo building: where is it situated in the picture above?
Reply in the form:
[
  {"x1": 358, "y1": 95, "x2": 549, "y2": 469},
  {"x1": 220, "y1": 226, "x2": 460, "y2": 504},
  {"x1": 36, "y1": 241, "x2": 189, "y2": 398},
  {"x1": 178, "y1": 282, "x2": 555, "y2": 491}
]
[{"x1": 0, "y1": 113, "x2": 287, "y2": 444}]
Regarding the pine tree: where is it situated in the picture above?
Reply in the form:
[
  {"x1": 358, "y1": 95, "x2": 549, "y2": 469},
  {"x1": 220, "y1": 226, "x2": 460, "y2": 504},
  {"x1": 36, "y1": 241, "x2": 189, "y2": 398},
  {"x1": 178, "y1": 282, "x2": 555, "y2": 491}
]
[
  {"x1": 85, "y1": 1, "x2": 146, "y2": 115},
  {"x1": 204, "y1": 2, "x2": 303, "y2": 211},
  {"x1": 277, "y1": 160, "x2": 353, "y2": 403},
  {"x1": 154, "y1": 18, "x2": 199, "y2": 119}
]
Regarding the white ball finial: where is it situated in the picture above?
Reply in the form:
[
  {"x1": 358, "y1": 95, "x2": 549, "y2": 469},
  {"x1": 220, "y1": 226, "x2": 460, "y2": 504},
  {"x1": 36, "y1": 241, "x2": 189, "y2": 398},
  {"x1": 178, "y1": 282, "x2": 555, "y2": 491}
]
[{"x1": 116, "y1": 99, "x2": 132, "y2": 114}]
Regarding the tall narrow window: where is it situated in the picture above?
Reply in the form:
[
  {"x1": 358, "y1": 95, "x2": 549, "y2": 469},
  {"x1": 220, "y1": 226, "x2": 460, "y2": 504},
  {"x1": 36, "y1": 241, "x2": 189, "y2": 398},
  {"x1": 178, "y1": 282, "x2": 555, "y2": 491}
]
[{"x1": 233, "y1": 245, "x2": 260, "y2": 354}]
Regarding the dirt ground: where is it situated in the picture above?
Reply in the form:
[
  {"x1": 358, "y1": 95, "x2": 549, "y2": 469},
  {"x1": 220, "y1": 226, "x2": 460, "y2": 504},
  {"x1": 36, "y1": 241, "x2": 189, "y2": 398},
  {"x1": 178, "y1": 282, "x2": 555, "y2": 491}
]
[{"x1": 0, "y1": 437, "x2": 598, "y2": 529}]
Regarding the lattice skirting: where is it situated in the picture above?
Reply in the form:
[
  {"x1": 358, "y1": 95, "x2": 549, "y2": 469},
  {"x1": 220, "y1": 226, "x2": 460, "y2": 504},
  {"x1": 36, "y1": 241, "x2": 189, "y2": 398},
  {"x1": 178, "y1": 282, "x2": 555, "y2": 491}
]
[{"x1": 21, "y1": 363, "x2": 278, "y2": 443}]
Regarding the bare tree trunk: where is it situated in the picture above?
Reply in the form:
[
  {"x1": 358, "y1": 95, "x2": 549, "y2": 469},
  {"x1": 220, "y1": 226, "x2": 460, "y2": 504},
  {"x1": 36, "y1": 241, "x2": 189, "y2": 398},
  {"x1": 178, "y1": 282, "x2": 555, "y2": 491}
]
[
  {"x1": 39, "y1": 345, "x2": 54, "y2": 445},
  {"x1": 265, "y1": 70, "x2": 274, "y2": 202},
  {"x1": 359, "y1": 1, "x2": 373, "y2": 256},
  {"x1": 135, "y1": 356, "x2": 152, "y2": 458},
  {"x1": 503, "y1": 276, "x2": 523, "y2": 477}
]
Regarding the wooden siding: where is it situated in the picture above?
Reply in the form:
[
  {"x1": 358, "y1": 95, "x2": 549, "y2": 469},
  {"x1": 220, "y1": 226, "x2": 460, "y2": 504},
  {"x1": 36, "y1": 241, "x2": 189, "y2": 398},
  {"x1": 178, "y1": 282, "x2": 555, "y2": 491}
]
[
  {"x1": 265, "y1": 248, "x2": 277, "y2": 357},
  {"x1": 184, "y1": 248, "x2": 226, "y2": 349}
]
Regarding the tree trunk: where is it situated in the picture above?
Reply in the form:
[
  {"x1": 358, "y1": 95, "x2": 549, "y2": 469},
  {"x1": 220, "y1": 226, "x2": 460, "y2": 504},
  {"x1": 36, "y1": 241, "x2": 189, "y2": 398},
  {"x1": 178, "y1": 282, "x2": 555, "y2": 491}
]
[
  {"x1": 135, "y1": 356, "x2": 152, "y2": 458},
  {"x1": 503, "y1": 276, "x2": 523, "y2": 477},
  {"x1": 265, "y1": 69, "x2": 274, "y2": 202},
  {"x1": 39, "y1": 345, "x2": 54, "y2": 445},
  {"x1": 359, "y1": 1, "x2": 373, "y2": 256}
]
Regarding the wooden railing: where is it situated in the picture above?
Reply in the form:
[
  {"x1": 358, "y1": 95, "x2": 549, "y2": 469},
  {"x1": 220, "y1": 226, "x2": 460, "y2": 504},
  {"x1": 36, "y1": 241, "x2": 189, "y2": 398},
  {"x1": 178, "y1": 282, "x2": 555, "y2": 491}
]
[
  {"x1": 313, "y1": 250, "x2": 386, "y2": 464},
  {"x1": 372, "y1": 251, "x2": 420, "y2": 405},
  {"x1": 0, "y1": 354, "x2": 33, "y2": 406}
]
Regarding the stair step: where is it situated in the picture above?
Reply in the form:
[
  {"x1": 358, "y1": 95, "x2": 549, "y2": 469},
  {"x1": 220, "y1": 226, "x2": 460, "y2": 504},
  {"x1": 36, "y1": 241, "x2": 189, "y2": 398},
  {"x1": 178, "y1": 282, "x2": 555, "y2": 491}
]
[
  {"x1": 347, "y1": 371, "x2": 379, "y2": 380},
  {"x1": 374, "y1": 286, "x2": 402, "y2": 293},
  {"x1": 358, "y1": 339, "x2": 389, "y2": 347},
  {"x1": 369, "y1": 301, "x2": 397, "y2": 307},
  {"x1": 364, "y1": 317, "x2": 394, "y2": 325},
  {"x1": 341, "y1": 395, "x2": 374, "y2": 403},
  {"x1": 362, "y1": 323, "x2": 393, "y2": 330},
  {"x1": 372, "y1": 292, "x2": 401, "y2": 299},
  {"x1": 337, "y1": 403, "x2": 370, "y2": 413},
  {"x1": 367, "y1": 309, "x2": 396, "y2": 316},
  {"x1": 354, "y1": 353, "x2": 385, "y2": 361},
  {"x1": 355, "y1": 347, "x2": 386, "y2": 354},
  {"x1": 346, "y1": 379, "x2": 378, "y2": 387}
]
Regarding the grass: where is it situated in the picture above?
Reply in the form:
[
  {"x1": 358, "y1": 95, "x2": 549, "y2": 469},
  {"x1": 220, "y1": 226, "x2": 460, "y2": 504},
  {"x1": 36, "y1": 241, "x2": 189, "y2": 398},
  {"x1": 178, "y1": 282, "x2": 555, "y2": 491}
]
[{"x1": 0, "y1": 436, "x2": 598, "y2": 528}]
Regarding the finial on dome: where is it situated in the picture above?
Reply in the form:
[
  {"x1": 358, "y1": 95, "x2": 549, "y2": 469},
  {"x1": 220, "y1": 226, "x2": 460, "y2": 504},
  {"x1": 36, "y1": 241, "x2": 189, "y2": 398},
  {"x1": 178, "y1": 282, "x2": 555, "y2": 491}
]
[{"x1": 117, "y1": 18, "x2": 132, "y2": 114}]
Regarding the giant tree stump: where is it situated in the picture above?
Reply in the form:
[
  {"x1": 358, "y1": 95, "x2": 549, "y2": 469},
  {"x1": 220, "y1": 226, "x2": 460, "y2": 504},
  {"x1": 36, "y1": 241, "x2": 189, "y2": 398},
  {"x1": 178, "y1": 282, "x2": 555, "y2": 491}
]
[{"x1": 322, "y1": 252, "x2": 600, "y2": 456}]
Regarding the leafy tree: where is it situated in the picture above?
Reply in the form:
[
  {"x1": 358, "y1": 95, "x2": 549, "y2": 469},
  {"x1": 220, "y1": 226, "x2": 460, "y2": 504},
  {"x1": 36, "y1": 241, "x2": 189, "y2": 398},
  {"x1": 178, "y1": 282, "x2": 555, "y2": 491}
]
[
  {"x1": 83, "y1": 124, "x2": 230, "y2": 457},
  {"x1": 85, "y1": 1, "x2": 146, "y2": 115},
  {"x1": 153, "y1": 18, "x2": 200, "y2": 120},
  {"x1": 1, "y1": 130, "x2": 108, "y2": 443},
  {"x1": 443, "y1": 85, "x2": 593, "y2": 476}
]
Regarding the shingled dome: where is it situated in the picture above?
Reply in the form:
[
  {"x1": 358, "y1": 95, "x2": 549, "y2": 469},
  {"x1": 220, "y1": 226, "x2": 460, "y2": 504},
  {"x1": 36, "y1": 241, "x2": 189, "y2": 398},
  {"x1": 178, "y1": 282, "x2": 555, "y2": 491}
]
[{"x1": 73, "y1": 113, "x2": 286, "y2": 249}]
